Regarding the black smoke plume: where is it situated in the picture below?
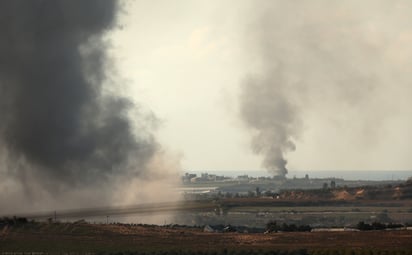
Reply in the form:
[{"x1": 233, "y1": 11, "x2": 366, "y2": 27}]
[{"x1": 0, "y1": 0, "x2": 158, "y2": 202}]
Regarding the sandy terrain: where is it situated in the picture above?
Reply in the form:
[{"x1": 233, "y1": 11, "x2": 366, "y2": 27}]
[{"x1": 1, "y1": 223, "x2": 411, "y2": 252}]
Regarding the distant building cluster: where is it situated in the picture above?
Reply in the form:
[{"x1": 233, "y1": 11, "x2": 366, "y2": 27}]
[
  {"x1": 180, "y1": 171, "x2": 407, "y2": 200},
  {"x1": 182, "y1": 173, "x2": 231, "y2": 183},
  {"x1": 181, "y1": 172, "x2": 274, "y2": 184}
]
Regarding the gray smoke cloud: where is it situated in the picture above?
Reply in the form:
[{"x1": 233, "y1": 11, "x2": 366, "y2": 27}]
[
  {"x1": 0, "y1": 0, "x2": 168, "y2": 211},
  {"x1": 240, "y1": 73, "x2": 300, "y2": 177},
  {"x1": 239, "y1": 1, "x2": 412, "y2": 176}
]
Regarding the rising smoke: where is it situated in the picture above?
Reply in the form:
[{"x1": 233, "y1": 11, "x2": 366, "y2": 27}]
[
  {"x1": 0, "y1": 0, "x2": 179, "y2": 214},
  {"x1": 240, "y1": 73, "x2": 300, "y2": 177},
  {"x1": 239, "y1": 1, "x2": 412, "y2": 176}
]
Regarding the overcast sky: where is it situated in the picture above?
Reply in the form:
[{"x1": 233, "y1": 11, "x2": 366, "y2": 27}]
[{"x1": 109, "y1": 0, "x2": 412, "y2": 173}]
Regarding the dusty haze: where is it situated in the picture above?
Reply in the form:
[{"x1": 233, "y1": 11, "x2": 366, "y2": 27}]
[
  {"x1": 0, "y1": 0, "x2": 180, "y2": 218},
  {"x1": 1, "y1": 0, "x2": 412, "y2": 217}
]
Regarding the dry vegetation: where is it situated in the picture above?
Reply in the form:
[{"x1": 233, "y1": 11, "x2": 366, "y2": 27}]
[{"x1": 1, "y1": 222, "x2": 411, "y2": 253}]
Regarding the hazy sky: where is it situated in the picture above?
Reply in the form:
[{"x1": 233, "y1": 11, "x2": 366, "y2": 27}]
[{"x1": 109, "y1": 0, "x2": 412, "y2": 173}]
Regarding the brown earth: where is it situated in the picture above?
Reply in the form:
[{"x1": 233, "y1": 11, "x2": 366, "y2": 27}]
[{"x1": 1, "y1": 223, "x2": 411, "y2": 252}]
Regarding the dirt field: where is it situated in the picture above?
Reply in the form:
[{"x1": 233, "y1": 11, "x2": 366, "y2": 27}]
[{"x1": 1, "y1": 223, "x2": 411, "y2": 253}]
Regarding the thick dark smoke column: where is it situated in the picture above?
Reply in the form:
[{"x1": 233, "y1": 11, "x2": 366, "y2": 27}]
[{"x1": 0, "y1": 1, "x2": 157, "y2": 192}]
